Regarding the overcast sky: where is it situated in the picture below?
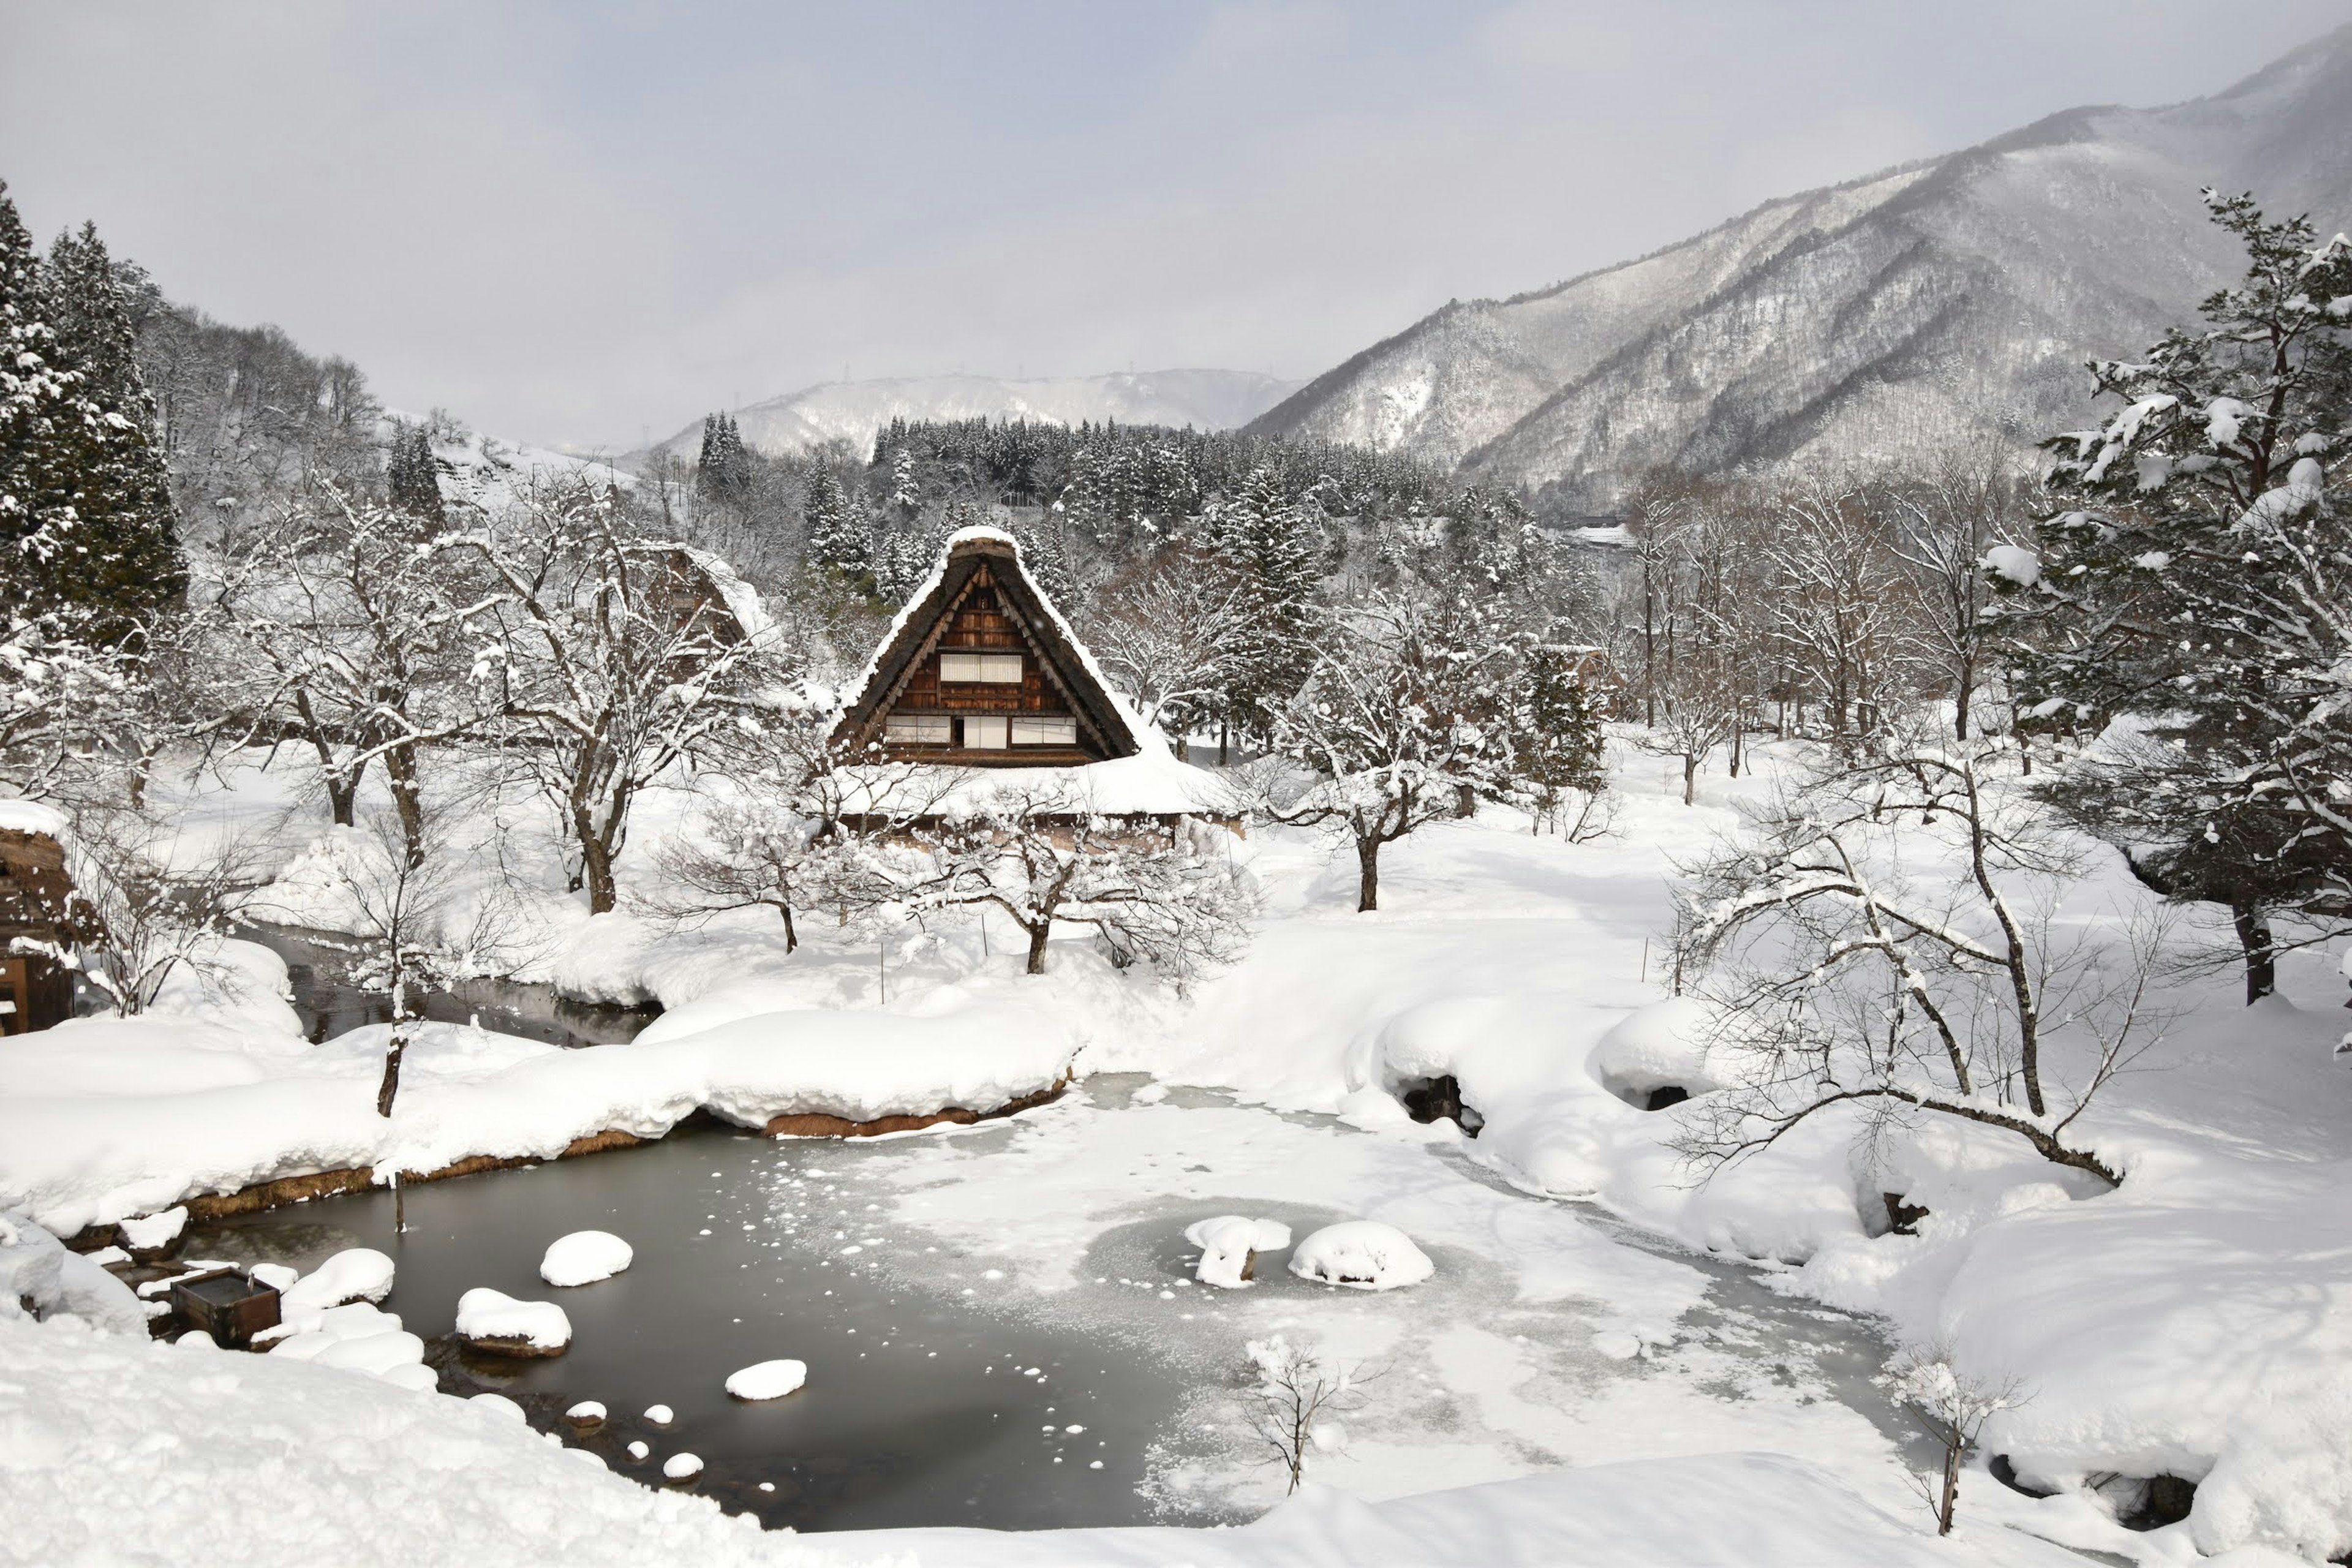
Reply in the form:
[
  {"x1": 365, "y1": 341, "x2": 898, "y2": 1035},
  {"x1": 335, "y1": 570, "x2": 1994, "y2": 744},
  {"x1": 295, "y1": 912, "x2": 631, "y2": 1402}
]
[{"x1": 4, "y1": 1, "x2": 2347, "y2": 451}]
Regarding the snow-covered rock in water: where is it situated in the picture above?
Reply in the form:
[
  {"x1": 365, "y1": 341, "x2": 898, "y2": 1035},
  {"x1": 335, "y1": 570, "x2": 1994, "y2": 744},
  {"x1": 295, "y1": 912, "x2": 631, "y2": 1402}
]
[
  {"x1": 1589, "y1": 997, "x2": 1720, "y2": 1109},
  {"x1": 1289, "y1": 1221, "x2": 1434, "y2": 1291},
  {"x1": 118, "y1": 1205, "x2": 187, "y2": 1259},
  {"x1": 725, "y1": 1359, "x2": 807, "y2": 1401},
  {"x1": 1185, "y1": 1215, "x2": 1293, "y2": 1288},
  {"x1": 454, "y1": 1287, "x2": 571, "y2": 1357},
  {"x1": 643, "y1": 1403, "x2": 674, "y2": 1425},
  {"x1": 279, "y1": 1248, "x2": 395, "y2": 1324},
  {"x1": 662, "y1": 1452, "x2": 703, "y2": 1482},
  {"x1": 565, "y1": 1400, "x2": 606, "y2": 1426},
  {"x1": 0, "y1": 1211, "x2": 143, "y2": 1335},
  {"x1": 541, "y1": 1229, "x2": 633, "y2": 1287}
]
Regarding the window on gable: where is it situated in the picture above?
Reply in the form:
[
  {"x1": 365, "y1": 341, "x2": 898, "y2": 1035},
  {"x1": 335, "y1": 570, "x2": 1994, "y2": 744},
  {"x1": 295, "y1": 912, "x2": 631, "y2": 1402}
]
[{"x1": 939, "y1": 651, "x2": 1023, "y2": 684}]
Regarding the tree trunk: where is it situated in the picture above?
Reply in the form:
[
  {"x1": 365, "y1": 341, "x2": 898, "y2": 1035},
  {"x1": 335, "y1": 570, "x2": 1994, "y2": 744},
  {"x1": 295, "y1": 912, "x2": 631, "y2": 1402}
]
[
  {"x1": 1024, "y1": 919, "x2": 1051, "y2": 975},
  {"x1": 779, "y1": 902, "x2": 797, "y2": 954},
  {"x1": 577, "y1": 820, "x2": 617, "y2": 915},
  {"x1": 1355, "y1": 835, "x2": 1380, "y2": 913},
  {"x1": 1937, "y1": 1439, "x2": 1961, "y2": 1535},
  {"x1": 2233, "y1": 897, "x2": 2277, "y2": 1004},
  {"x1": 1682, "y1": 752, "x2": 1699, "y2": 806},
  {"x1": 384, "y1": 742, "x2": 426, "y2": 868},
  {"x1": 377, "y1": 1019, "x2": 411, "y2": 1117},
  {"x1": 1454, "y1": 783, "x2": 1476, "y2": 819},
  {"x1": 1953, "y1": 651, "x2": 1976, "y2": 741},
  {"x1": 324, "y1": 761, "x2": 361, "y2": 827}
]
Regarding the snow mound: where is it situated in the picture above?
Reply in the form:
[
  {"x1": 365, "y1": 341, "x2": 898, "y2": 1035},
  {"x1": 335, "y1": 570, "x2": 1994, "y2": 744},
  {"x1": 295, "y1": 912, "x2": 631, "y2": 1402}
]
[
  {"x1": 566, "y1": 1400, "x2": 607, "y2": 1424},
  {"x1": 469, "y1": 1393, "x2": 527, "y2": 1422},
  {"x1": 541, "y1": 1229, "x2": 633, "y2": 1287},
  {"x1": 454, "y1": 1287, "x2": 572, "y2": 1354},
  {"x1": 725, "y1": 1359, "x2": 808, "y2": 1401},
  {"x1": 662, "y1": 1451, "x2": 704, "y2": 1481},
  {"x1": 1185, "y1": 1215, "x2": 1293, "y2": 1288},
  {"x1": 644, "y1": 1403, "x2": 674, "y2": 1425},
  {"x1": 249, "y1": 1262, "x2": 298, "y2": 1294},
  {"x1": 313, "y1": 1329, "x2": 428, "y2": 1378},
  {"x1": 279, "y1": 1248, "x2": 395, "y2": 1322},
  {"x1": 0, "y1": 1210, "x2": 142, "y2": 1335},
  {"x1": 1289, "y1": 1221, "x2": 1434, "y2": 1291},
  {"x1": 1589, "y1": 997, "x2": 1719, "y2": 1107}
]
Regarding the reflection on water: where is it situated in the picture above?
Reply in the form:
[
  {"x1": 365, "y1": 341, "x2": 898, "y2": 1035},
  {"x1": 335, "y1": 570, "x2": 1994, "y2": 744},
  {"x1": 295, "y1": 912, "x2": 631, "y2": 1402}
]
[
  {"x1": 190, "y1": 1122, "x2": 1233, "y2": 1533},
  {"x1": 240, "y1": 924, "x2": 663, "y2": 1049}
]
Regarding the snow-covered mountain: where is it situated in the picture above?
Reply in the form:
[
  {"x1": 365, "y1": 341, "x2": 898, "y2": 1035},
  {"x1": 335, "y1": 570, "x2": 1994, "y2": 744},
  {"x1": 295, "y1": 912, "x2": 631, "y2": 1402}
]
[
  {"x1": 1250, "y1": 26, "x2": 2352, "y2": 510},
  {"x1": 643, "y1": 368, "x2": 1300, "y2": 465}
]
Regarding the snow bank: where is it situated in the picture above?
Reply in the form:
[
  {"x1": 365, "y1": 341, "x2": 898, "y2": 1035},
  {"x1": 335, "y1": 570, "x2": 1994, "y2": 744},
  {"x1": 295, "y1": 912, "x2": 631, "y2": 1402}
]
[
  {"x1": 454, "y1": 1287, "x2": 572, "y2": 1354},
  {"x1": 1290, "y1": 1222, "x2": 1434, "y2": 1291},
  {"x1": 1587, "y1": 997, "x2": 1719, "y2": 1105},
  {"x1": 0, "y1": 1003, "x2": 1074, "y2": 1236},
  {"x1": 541, "y1": 1229, "x2": 633, "y2": 1287},
  {"x1": 725, "y1": 1359, "x2": 809, "y2": 1401},
  {"x1": 1186, "y1": 1215, "x2": 1292, "y2": 1288}
]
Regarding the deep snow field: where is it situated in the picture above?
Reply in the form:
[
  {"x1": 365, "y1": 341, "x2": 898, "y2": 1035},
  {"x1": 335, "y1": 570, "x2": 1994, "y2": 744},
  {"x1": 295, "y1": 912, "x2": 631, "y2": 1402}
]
[{"x1": 4, "y1": 736, "x2": 2350, "y2": 1567}]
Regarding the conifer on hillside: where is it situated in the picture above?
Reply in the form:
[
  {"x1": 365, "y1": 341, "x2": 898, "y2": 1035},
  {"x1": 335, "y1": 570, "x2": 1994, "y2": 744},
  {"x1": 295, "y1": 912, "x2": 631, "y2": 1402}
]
[
  {"x1": 386, "y1": 423, "x2": 445, "y2": 524},
  {"x1": 0, "y1": 191, "x2": 183, "y2": 630}
]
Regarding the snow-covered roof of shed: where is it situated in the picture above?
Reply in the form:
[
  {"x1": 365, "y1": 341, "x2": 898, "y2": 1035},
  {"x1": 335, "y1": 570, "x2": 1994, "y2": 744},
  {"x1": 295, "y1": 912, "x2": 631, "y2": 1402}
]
[{"x1": 0, "y1": 800, "x2": 68, "y2": 840}]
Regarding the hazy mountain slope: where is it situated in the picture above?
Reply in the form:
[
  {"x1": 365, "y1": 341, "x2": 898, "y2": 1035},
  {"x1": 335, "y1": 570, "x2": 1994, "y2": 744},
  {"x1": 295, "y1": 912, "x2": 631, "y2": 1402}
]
[
  {"x1": 646, "y1": 368, "x2": 1299, "y2": 464},
  {"x1": 1251, "y1": 26, "x2": 2352, "y2": 510}
]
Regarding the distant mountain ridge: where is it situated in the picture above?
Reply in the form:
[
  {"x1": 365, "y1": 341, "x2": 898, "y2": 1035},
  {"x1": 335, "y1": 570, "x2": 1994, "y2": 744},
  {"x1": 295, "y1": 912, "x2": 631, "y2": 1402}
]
[
  {"x1": 1248, "y1": 25, "x2": 2352, "y2": 510},
  {"x1": 641, "y1": 368, "x2": 1300, "y2": 466}
]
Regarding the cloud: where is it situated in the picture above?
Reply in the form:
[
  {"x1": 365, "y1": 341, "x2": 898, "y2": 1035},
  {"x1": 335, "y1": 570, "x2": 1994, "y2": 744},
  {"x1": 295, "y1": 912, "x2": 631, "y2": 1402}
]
[{"x1": 2, "y1": 0, "x2": 2345, "y2": 450}]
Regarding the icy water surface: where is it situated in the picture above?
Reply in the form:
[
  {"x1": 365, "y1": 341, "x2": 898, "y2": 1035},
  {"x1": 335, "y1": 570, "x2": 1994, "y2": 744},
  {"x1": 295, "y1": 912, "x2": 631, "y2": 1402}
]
[
  {"x1": 191, "y1": 1120, "x2": 1237, "y2": 1532},
  {"x1": 192, "y1": 1080, "x2": 1941, "y2": 1535}
]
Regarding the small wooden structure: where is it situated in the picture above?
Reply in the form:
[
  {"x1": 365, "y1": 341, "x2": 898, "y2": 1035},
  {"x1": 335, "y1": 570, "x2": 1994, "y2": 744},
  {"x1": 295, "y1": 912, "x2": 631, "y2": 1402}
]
[
  {"x1": 0, "y1": 824, "x2": 77, "y2": 1035},
  {"x1": 169, "y1": 1268, "x2": 282, "y2": 1349},
  {"x1": 834, "y1": 530, "x2": 1139, "y2": 768}
]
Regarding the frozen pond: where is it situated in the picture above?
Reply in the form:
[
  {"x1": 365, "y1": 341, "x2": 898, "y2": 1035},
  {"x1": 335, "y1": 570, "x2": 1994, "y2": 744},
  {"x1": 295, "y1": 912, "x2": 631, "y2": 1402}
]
[
  {"x1": 190, "y1": 1118, "x2": 1242, "y2": 1531},
  {"x1": 190, "y1": 1078, "x2": 1937, "y2": 1534}
]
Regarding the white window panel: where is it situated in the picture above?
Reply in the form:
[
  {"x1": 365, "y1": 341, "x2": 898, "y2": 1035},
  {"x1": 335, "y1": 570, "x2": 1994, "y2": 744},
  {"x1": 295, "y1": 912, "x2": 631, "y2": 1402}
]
[
  {"x1": 961, "y1": 714, "x2": 1009, "y2": 749},
  {"x1": 1010, "y1": 715, "x2": 1077, "y2": 747},
  {"x1": 885, "y1": 713, "x2": 952, "y2": 744},
  {"x1": 939, "y1": 651, "x2": 1023, "y2": 684}
]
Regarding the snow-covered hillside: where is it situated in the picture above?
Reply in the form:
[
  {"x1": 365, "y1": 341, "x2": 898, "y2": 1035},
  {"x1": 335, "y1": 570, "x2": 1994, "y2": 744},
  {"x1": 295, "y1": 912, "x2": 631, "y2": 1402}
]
[
  {"x1": 1250, "y1": 24, "x2": 2352, "y2": 510},
  {"x1": 641, "y1": 369, "x2": 1301, "y2": 465}
]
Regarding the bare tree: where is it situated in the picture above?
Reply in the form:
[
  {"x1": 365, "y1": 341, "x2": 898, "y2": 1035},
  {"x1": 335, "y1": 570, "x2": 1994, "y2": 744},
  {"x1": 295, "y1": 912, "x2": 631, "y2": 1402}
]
[
  {"x1": 1673, "y1": 730, "x2": 2171, "y2": 1186},
  {"x1": 301, "y1": 805, "x2": 535, "y2": 1120},
  {"x1": 1890, "y1": 456, "x2": 2026, "y2": 744},
  {"x1": 1879, "y1": 1343, "x2": 2029, "y2": 1536},
  {"x1": 1242, "y1": 1336, "x2": 1378, "y2": 1495},
  {"x1": 211, "y1": 491, "x2": 499, "y2": 854},
  {"x1": 29, "y1": 805, "x2": 257, "y2": 1016},
  {"x1": 1762, "y1": 477, "x2": 1920, "y2": 748},
  {"x1": 1254, "y1": 591, "x2": 1520, "y2": 912},
  {"x1": 876, "y1": 782, "x2": 1255, "y2": 986},
  {"x1": 457, "y1": 476, "x2": 779, "y2": 914},
  {"x1": 1079, "y1": 545, "x2": 1254, "y2": 759}
]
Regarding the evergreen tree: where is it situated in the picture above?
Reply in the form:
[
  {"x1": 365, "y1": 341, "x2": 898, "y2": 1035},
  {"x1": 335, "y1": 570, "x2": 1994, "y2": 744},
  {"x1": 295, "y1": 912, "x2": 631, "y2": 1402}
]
[
  {"x1": 802, "y1": 462, "x2": 869, "y2": 578},
  {"x1": 2014, "y1": 191, "x2": 2352, "y2": 997},
  {"x1": 1211, "y1": 467, "x2": 1324, "y2": 741},
  {"x1": 1514, "y1": 643, "x2": 1607, "y2": 831},
  {"x1": 386, "y1": 423, "x2": 445, "y2": 524},
  {"x1": 0, "y1": 202, "x2": 183, "y2": 630},
  {"x1": 695, "y1": 411, "x2": 752, "y2": 502}
]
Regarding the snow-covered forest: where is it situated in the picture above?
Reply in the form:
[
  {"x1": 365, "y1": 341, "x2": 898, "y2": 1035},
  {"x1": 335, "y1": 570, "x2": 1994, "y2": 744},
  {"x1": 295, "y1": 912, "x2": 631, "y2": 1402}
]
[{"x1": 7, "y1": 17, "x2": 2352, "y2": 1567}]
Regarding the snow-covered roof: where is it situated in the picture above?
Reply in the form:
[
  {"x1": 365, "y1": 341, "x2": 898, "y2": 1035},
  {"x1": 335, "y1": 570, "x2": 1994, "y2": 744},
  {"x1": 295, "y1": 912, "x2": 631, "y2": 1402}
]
[
  {"x1": 834, "y1": 528, "x2": 1142, "y2": 763},
  {"x1": 0, "y1": 800, "x2": 68, "y2": 840}
]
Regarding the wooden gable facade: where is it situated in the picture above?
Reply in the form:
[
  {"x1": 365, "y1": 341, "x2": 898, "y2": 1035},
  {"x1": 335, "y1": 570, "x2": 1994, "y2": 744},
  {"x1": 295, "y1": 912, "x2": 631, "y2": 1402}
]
[{"x1": 835, "y1": 532, "x2": 1139, "y2": 767}]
